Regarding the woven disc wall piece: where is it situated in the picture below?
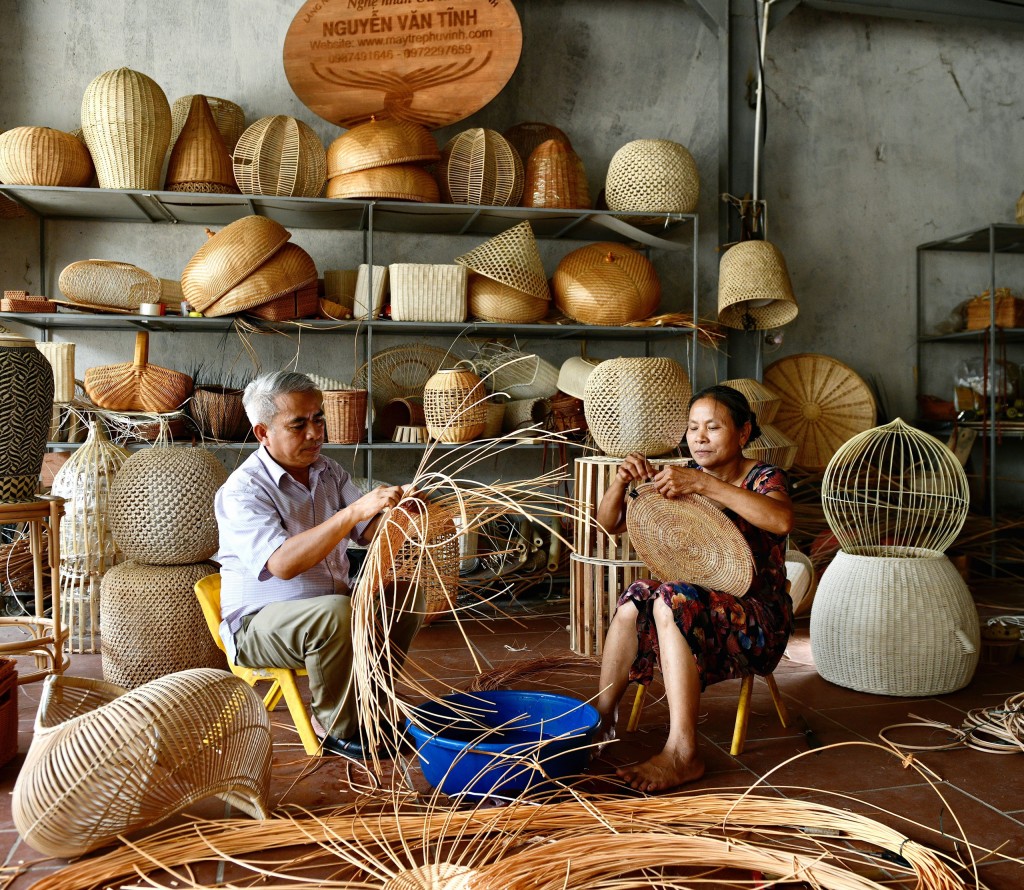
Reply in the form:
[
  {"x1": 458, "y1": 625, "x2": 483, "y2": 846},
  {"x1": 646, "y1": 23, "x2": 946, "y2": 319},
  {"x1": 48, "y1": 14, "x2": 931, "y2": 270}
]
[
  {"x1": 455, "y1": 221, "x2": 550, "y2": 303},
  {"x1": 625, "y1": 483, "x2": 754, "y2": 595},
  {"x1": 742, "y1": 423, "x2": 797, "y2": 470},
  {"x1": 503, "y1": 121, "x2": 571, "y2": 165},
  {"x1": 203, "y1": 243, "x2": 317, "y2": 317},
  {"x1": 553, "y1": 242, "x2": 660, "y2": 326},
  {"x1": 353, "y1": 344, "x2": 452, "y2": 412},
  {"x1": 232, "y1": 115, "x2": 326, "y2": 198},
  {"x1": 467, "y1": 275, "x2": 548, "y2": 323},
  {"x1": 523, "y1": 139, "x2": 590, "y2": 210},
  {"x1": 59, "y1": 260, "x2": 162, "y2": 312},
  {"x1": 327, "y1": 117, "x2": 439, "y2": 176},
  {"x1": 439, "y1": 128, "x2": 523, "y2": 206},
  {"x1": 717, "y1": 240, "x2": 798, "y2": 331},
  {"x1": 0, "y1": 127, "x2": 94, "y2": 187},
  {"x1": 170, "y1": 95, "x2": 245, "y2": 152},
  {"x1": 80, "y1": 67, "x2": 171, "y2": 190},
  {"x1": 107, "y1": 446, "x2": 228, "y2": 565},
  {"x1": 165, "y1": 95, "x2": 238, "y2": 193},
  {"x1": 326, "y1": 164, "x2": 439, "y2": 202},
  {"x1": 720, "y1": 377, "x2": 782, "y2": 425},
  {"x1": 763, "y1": 353, "x2": 877, "y2": 471},
  {"x1": 605, "y1": 138, "x2": 700, "y2": 215},
  {"x1": 422, "y1": 368, "x2": 487, "y2": 443}
]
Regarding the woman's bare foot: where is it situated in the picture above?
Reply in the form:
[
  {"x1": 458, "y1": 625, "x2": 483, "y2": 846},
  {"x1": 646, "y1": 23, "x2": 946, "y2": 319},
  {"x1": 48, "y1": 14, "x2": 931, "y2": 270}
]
[{"x1": 617, "y1": 747, "x2": 705, "y2": 792}]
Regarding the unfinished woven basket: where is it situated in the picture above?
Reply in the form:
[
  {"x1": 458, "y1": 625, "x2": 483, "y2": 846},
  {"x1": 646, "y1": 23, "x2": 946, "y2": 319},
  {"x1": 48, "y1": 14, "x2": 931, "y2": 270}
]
[
  {"x1": 478, "y1": 346, "x2": 560, "y2": 400},
  {"x1": 327, "y1": 117, "x2": 439, "y2": 175},
  {"x1": 439, "y1": 128, "x2": 523, "y2": 206},
  {"x1": 326, "y1": 164, "x2": 439, "y2": 202},
  {"x1": 59, "y1": 260, "x2": 162, "y2": 312},
  {"x1": 523, "y1": 139, "x2": 590, "y2": 210},
  {"x1": 423, "y1": 368, "x2": 487, "y2": 443},
  {"x1": 389, "y1": 263, "x2": 467, "y2": 323},
  {"x1": 717, "y1": 240, "x2": 798, "y2": 331},
  {"x1": 80, "y1": 67, "x2": 171, "y2": 190},
  {"x1": 584, "y1": 356, "x2": 690, "y2": 457},
  {"x1": 467, "y1": 275, "x2": 549, "y2": 323},
  {"x1": 232, "y1": 115, "x2": 326, "y2": 197},
  {"x1": 107, "y1": 446, "x2": 227, "y2": 565},
  {"x1": 503, "y1": 121, "x2": 571, "y2": 168},
  {"x1": 170, "y1": 94, "x2": 245, "y2": 152},
  {"x1": 323, "y1": 389, "x2": 368, "y2": 444},
  {"x1": 0, "y1": 126, "x2": 94, "y2": 187},
  {"x1": 84, "y1": 331, "x2": 193, "y2": 414},
  {"x1": 553, "y1": 242, "x2": 660, "y2": 325},
  {"x1": 720, "y1": 377, "x2": 782, "y2": 425},
  {"x1": 454, "y1": 221, "x2": 550, "y2": 303},
  {"x1": 626, "y1": 483, "x2": 755, "y2": 595},
  {"x1": 605, "y1": 138, "x2": 700, "y2": 216},
  {"x1": 742, "y1": 423, "x2": 797, "y2": 470},
  {"x1": 353, "y1": 343, "x2": 451, "y2": 411},
  {"x1": 165, "y1": 94, "x2": 238, "y2": 194},
  {"x1": 13, "y1": 669, "x2": 270, "y2": 858},
  {"x1": 203, "y1": 243, "x2": 317, "y2": 317}
]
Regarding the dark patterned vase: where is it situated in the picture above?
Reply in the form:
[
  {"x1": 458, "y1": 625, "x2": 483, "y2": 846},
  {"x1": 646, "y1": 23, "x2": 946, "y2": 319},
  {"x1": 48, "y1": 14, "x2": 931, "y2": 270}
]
[{"x1": 0, "y1": 334, "x2": 54, "y2": 502}]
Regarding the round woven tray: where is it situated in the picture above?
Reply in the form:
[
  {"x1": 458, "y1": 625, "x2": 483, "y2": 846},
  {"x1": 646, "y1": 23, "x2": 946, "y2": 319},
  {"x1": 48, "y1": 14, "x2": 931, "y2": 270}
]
[
  {"x1": 327, "y1": 117, "x2": 439, "y2": 176},
  {"x1": 353, "y1": 344, "x2": 451, "y2": 412},
  {"x1": 204, "y1": 244, "x2": 317, "y2": 318},
  {"x1": 553, "y1": 242, "x2": 660, "y2": 325},
  {"x1": 0, "y1": 126, "x2": 94, "y2": 187},
  {"x1": 454, "y1": 221, "x2": 550, "y2": 303},
  {"x1": 605, "y1": 138, "x2": 700, "y2": 216},
  {"x1": 232, "y1": 115, "x2": 326, "y2": 198},
  {"x1": 763, "y1": 353, "x2": 877, "y2": 471},
  {"x1": 625, "y1": 483, "x2": 754, "y2": 595},
  {"x1": 439, "y1": 128, "x2": 523, "y2": 206},
  {"x1": 326, "y1": 164, "x2": 439, "y2": 202}
]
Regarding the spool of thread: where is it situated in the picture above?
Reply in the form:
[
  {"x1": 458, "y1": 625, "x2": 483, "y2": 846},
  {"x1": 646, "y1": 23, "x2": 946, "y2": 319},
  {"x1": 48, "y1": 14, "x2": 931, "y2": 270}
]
[{"x1": 139, "y1": 302, "x2": 166, "y2": 316}]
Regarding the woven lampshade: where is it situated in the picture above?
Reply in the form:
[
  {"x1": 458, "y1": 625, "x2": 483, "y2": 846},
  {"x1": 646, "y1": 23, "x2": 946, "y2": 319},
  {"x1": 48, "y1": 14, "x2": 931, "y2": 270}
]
[
  {"x1": 232, "y1": 115, "x2": 326, "y2": 197},
  {"x1": 423, "y1": 368, "x2": 487, "y2": 443},
  {"x1": 820, "y1": 418, "x2": 970, "y2": 555},
  {"x1": 553, "y1": 242, "x2": 660, "y2": 325},
  {"x1": 439, "y1": 128, "x2": 523, "y2": 206},
  {"x1": 84, "y1": 332, "x2": 193, "y2": 414},
  {"x1": 80, "y1": 67, "x2": 171, "y2": 190},
  {"x1": 35, "y1": 341, "x2": 76, "y2": 403},
  {"x1": 170, "y1": 95, "x2": 245, "y2": 152},
  {"x1": 0, "y1": 126, "x2": 94, "y2": 187},
  {"x1": 523, "y1": 139, "x2": 590, "y2": 210},
  {"x1": 503, "y1": 121, "x2": 571, "y2": 166},
  {"x1": 584, "y1": 356, "x2": 690, "y2": 457},
  {"x1": 203, "y1": 243, "x2": 317, "y2": 317},
  {"x1": 455, "y1": 221, "x2": 550, "y2": 303},
  {"x1": 59, "y1": 260, "x2": 162, "y2": 312},
  {"x1": 717, "y1": 240, "x2": 798, "y2": 331},
  {"x1": 742, "y1": 423, "x2": 797, "y2": 470},
  {"x1": 557, "y1": 356, "x2": 601, "y2": 400},
  {"x1": 467, "y1": 275, "x2": 548, "y2": 324},
  {"x1": 720, "y1": 377, "x2": 782, "y2": 425},
  {"x1": 625, "y1": 483, "x2": 755, "y2": 595},
  {"x1": 353, "y1": 343, "x2": 450, "y2": 412},
  {"x1": 327, "y1": 117, "x2": 439, "y2": 176},
  {"x1": 165, "y1": 94, "x2": 238, "y2": 193},
  {"x1": 326, "y1": 164, "x2": 439, "y2": 202},
  {"x1": 605, "y1": 138, "x2": 700, "y2": 215}
]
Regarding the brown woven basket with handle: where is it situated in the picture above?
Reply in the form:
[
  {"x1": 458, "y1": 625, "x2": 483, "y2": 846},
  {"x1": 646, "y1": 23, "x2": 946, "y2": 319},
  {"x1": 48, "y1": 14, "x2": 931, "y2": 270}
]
[{"x1": 84, "y1": 332, "x2": 193, "y2": 413}]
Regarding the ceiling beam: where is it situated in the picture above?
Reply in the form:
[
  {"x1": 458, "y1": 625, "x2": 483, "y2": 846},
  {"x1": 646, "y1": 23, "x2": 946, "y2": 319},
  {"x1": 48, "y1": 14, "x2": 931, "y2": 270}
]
[{"x1": 801, "y1": 0, "x2": 1024, "y2": 29}]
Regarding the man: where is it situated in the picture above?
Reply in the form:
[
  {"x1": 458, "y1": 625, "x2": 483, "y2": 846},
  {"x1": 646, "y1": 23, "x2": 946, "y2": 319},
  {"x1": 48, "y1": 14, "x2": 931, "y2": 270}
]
[{"x1": 215, "y1": 371, "x2": 423, "y2": 757}]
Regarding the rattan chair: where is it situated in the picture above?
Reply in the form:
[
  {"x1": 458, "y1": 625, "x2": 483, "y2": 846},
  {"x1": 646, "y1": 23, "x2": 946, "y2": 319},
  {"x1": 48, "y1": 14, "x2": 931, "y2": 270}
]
[{"x1": 194, "y1": 573, "x2": 321, "y2": 756}]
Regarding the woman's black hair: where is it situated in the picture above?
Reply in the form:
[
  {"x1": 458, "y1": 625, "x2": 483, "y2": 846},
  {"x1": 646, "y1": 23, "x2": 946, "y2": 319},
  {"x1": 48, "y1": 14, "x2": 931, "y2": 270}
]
[{"x1": 688, "y1": 384, "x2": 761, "y2": 442}]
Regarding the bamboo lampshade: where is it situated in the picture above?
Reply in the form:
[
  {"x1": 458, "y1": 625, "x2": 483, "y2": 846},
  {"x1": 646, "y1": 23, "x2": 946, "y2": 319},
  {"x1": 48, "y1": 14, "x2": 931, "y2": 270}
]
[
  {"x1": 59, "y1": 260, "x2": 162, "y2": 312},
  {"x1": 717, "y1": 240, "x2": 798, "y2": 331},
  {"x1": 439, "y1": 128, "x2": 523, "y2": 206},
  {"x1": 327, "y1": 117, "x2": 439, "y2": 175},
  {"x1": 326, "y1": 164, "x2": 439, "y2": 202},
  {"x1": 0, "y1": 126, "x2": 94, "y2": 187},
  {"x1": 523, "y1": 139, "x2": 590, "y2": 210},
  {"x1": 503, "y1": 121, "x2": 571, "y2": 164},
  {"x1": 553, "y1": 242, "x2": 660, "y2": 325},
  {"x1": 170, "y1": 95, "x2": 245, "y2": 152},
  {"x1": 422, "y1": 368, "x2": 487, "y2": 443},
  {"x1": 742, "y1": 423, "x2": 797, "y2": 470},
  {"x1": 467, "y1": 275, "x2": 549, "y2": 323},
  {"x1": 720, "y1": 377, "x2": 782, "y2": 424},
  {"x1": 165, "y1": 95, "x2": 238, "y2": 193},
  {"x1": 232, "y1": 115, "x2": 326, "y2": 197},
  {"x1": 605, "y1": 138, "x2": 700, "y2": 216},
  {"x1": 455, "y1": 221, "x2": 550, "y2": 303}
]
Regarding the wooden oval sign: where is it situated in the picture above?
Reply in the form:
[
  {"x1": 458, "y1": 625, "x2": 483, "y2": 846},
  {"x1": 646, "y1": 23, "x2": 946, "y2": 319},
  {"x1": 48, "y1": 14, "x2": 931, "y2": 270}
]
[{"x1": 283, "y1": 0, "x2": 523, "y2": 130}]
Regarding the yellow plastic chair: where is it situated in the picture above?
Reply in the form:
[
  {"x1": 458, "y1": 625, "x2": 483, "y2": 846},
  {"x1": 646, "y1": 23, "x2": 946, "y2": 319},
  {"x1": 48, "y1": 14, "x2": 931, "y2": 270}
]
[{"x1": 194, "y1": 573, "x2": 322, "y2": 756}]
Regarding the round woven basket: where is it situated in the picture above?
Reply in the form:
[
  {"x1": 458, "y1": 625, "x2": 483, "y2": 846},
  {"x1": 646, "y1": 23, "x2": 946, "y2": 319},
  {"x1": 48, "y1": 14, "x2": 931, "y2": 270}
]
[
  {"x1": 100, "y1": 560, "x2": 227, "y2": 689},
  {"x1": 423, "y1": 369, "x2": 487, "y2": 443},
  {"x1": 80, "y1": 67, "x2": 171, "y2": 190},
  {"x1": 0, "y1": 333, "x2": 55, "y2": 503},
  {"x1": 625, "y1": 483, "x2": 755, "y2": 595},
  {"x1": 170, "y1": 95, "x2": 245, "y2": 153},
  {"x1": 232, "y1": 115, "x2": 326, "y2": 198},
  {"x1": 605, "y1": 138, "x2": 700, "y2": 216},
  {"x1": 583, "y1": 356, "x2": 689, "y2": 457},
  {"x1": 189, "y1": 385, "x2": 250, "y2": 441},
  {"x1": 0, "y1": 126, "x2": 94, "y2": 187},
  {"x1": 322, "y1": 389, "x2": 368, "y2": 444},
  {"x1": 557, "y1": 356, "x2": 601, "y2": 400},
  {"x1": 439, "y1": 128, "x2": 523, "y2": 206},
  {"x1": 503, "y1": 121, "x2": 571, "y2": 164},
  {"x1": 553, "y1": 242, "x2": 660, "y2": 325},
  {"x1": 59, "y1": 260, "x2": 162, "y2": 312},
  {"x1": 326, "y1": 164, "x2": 439, "y2": 202},
  {"x1": 810, "y1": 549, "x2": 980, "y2": 696},
  {"x1": 742, "y1": 423, "x2": 797, "y2": 470},
  {"x1": 353, "y1": 344, "x2": 450, "y2": 412},
  {"x1": 203, "y1": 243, "x2": 317, "y2": 318},
  {"x1": 327, "y1": 117, "x2": 439, "y2": 176},
  {"x1": 719, "y1": 377, "x2": 782, "y2": 425},
  {"x1": 523, "y1": 139, "x2": 590, "y2": 210},
  {"x1": 107, "y1": 447, "x2": 227, "y2": 565},
  {"x1": 467, "y1": 275, "x2": 548, "y2": 323},
  {"x1": 455, "y1": 221, "x2": 550, "y2": 303},
  {"x1": 717, "y1": 240, "x2": 798, "y2": 331},
  {"x1": 165, "y1": 95, "x2": 237, "y2": 194}
]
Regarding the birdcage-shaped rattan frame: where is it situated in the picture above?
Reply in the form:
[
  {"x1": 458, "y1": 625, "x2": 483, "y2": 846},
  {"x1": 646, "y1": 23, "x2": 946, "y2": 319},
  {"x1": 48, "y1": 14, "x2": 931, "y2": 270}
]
[{"x1": 232, "y1": 115, "x2": 326, "y2": 198}]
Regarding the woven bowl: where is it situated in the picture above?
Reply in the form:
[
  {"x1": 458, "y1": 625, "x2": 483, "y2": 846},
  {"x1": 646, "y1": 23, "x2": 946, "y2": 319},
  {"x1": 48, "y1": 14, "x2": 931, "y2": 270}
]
[
  {"x1": 327, "y1": 165, "x2": 439, "y2": 202},
  {"x1": 553, "y1": 242, "x2": 660, "y2": 325},
  {"x1": 170, "y1": 95, "x2": 245, "y2": 153},
  {"x1": 232, "y1": 115, "x2": 326, "y2": 198},
  {"x1": 0, "y1": 127, "x2": 94, "y2": 187},
  {"x1": 503, "y1": 121, "x2": 572, "y2": 165},
  {"x1": 467, "y1": 275, "x2": 548, "y2": 324},
  {"x1": 455, "y1": 221, "x2": 550, "y2": 303},
  {"x1": 327, "y1": 118, "x2": 439, "y2": 176},
  {"x1": 439, "y1": 128, "x2": 523, "y2": 206},
  {"x1": 605, "y1": 138, "x2": 700, "y2": 216},
  {"x1": 523, "y1": 139, "x2": 590, "y2": 210},
  {"x1": 165, "y1": 95, "x2": 237, "y2": 194},
  {"x1": 203, "y1": 243, "x2": 317, "y2": 317}
]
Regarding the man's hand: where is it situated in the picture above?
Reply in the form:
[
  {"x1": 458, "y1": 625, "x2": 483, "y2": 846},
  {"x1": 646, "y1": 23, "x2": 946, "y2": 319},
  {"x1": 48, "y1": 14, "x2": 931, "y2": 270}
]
[{"x1": 352, "y1": 485, "x2": 404, "y2": 523}]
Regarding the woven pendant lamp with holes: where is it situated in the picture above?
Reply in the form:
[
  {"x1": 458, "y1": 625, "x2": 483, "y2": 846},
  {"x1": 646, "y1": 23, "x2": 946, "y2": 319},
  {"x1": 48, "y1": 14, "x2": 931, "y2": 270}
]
[
  {"x1": 165, "y1": 95, "x2": 238, "y2": 194},
  {"x1": 232, "y1": 115, "x2": 326, "y2": 198},
  {"x1": 439, "y1": 128, "x2": 523, "y2": 206},
  {"x1": 763, "y1": 353, "x2": 876, "y2": 470},
  {"x1": 553, "y1": 242, "x2": 660, "y2": 325},
  {"x1": 605, "y1": 138, "x2": 700, "y2": 217},
  {"x1": 0, "y1": 127, "x2": 94, "y2": 187},
  {"x1": 717, "y1": 240, "x2": 798, "y2": 330},
  {"x1": 170, "y1": 95, "x2": 245, "y2": 153},
  {"x1": 720, "y1": 377, "x2": 782, "y2": 424},
  {"x1": 423, "y1": 368, "x2": 487, "y2": 443},
  {"x1": 523, "y1": 139, "x2": 590, "y2": 210},
  {"x1": 327, "y1": 117, "x2": 439, "y2": 176},
  {"x1": 81, "y1": 67, "x2": 171, "y2": 190}
]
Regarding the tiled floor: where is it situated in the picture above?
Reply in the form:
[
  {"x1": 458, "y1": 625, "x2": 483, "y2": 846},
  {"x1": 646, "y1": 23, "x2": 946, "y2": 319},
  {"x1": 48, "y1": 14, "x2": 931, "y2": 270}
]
[{"x1": 1, "y1": 586, "x2": 1023, "y2": 888}]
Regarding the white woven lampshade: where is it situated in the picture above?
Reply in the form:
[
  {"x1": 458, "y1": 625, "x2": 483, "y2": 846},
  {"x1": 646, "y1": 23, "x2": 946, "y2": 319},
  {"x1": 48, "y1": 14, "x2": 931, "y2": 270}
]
[{"x1": 717, "y1": 240, "x2": 798, "y2": 331}]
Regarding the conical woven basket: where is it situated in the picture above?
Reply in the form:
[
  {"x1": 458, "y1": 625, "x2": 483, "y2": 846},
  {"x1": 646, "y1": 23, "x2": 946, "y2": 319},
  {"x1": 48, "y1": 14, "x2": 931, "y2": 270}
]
[
  {"x1": 439, "y1": 128, "x2": 523, "y2": 206},
  {"x1": 80, "y1": 67, "x2": 171, "y2": 190},
  {"x1": 720, "y1": 377, "x2": 782, "y2": 425},
  {"x1": 503, "y1": 121, "x2": 571, "y2": 166},
  {"x1": 327, "y1": 117, "x2": 439, "y2": 176},
  {"x1": 718, "y1": 240, "x2": 798, "y2": 331},
  {"x1": 742, "y1": 423, "x2": 797, "y2": 470},
  {"x1": 84, "y1": 332, "x2": 193, "y2": 413},
  {"x1": 165, "y1": 95, "x2": 238, "y2": 194},
  {"x1": 553, "y1": 242, "x2": 660, "y2": 325},
  {"x1": 523, "y1": 139, "x2": 590, "y2": 210},
  {"x1": 423, "y1": 368, "x2": 487, "y2": 443},
  {"x1": 232, "y1": 115, "x2": 326, "y2": 198},
  {"x1": 455, "y1": 220, "x2": 549, "y2": 302},
  {"x1": 605, "y1": 138, "x2": 700, "y2": 216},
  {"x1": 203, "y1": 243, "x2": 317, "y2": 317},
  {"x1": 170, "y1": 95, "x2": 245, "y2": 152},
  {"x1": 59, "y1": 260, "x2": 162, "y2": 312},
  {"x1": 467, "y1": 275, "x2": 548, "y2": 323},
  {"x1": 353, "y1": 343, "x2": 451, "y2": 411},
  {"x1": 0, "y1": 126, "x2": 94, "y2": 187},
  {"x1": 326, "y1": 165, "x2": 439, "y2": 202}
]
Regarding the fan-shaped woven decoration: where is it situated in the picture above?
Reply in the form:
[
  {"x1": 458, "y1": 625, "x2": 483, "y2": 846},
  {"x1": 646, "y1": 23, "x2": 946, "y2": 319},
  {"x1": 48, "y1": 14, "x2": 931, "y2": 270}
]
[
  {"x1": 742, "y1": 423, "x2": 797, "y2": 470},
  {"x1": 720, "y1": 377, "x2": 782, "y2": 425},
  {"x1": 625, "y1": 483, "x2": 754, "y2": 595},
  {"x1": 107, "y1": 446, "x2": 227, "y2": 565},
  {"x1": 203, "y1": 243, "x2": 317, "y2": 317},
  {"x1": 821, "y1": 418, "x2": 970, "y2": 555},
  {"x1": 503, "y1": 121, "x2": 571, "y2": 165},
  {"x1": 455, "y1": 221, "x2": 550, "y2": 303},
  {"x1": 353, "y1": 344, "x2": 451, "y2": 411},
  {"x1": 584, "y1": 357, "x2": 690, "y2": 457},
  {"x1": 423, "y1": 368, "x2": 487, "y2": 443},
  {"x1": 523, "y1": 139, "x2": 590, "y2": 210},
  {"x1": 605, "y1": 138, "x2": 700, "y2": 216},
  {"x1": 553, "y1": 242, "x2": 660, "y2": 325},
  {"x1": 12, "y1": 669, "x2": 270, "y2": 858},
  {"x1": 439, "y1": 128, "x2": 523, "y2": 206},
  {"x1": 232, "y1": 115, "x2": 326, "y2": 197},
  {"x1": 763, "y1": 353, "x2": 877, "y2": 471},
  {"x1": 59, "y1": 260, "x2": 162, "y2": 312},
  {"x1": 717, "y1": 240, "x2": 798, "y2": 331},
  {"x1": 467, "y1": 275, "x2": 548, "y2": 323},
  {"x1": 327, "y1": 117, "x2": 439, "y2": 176},
  {"x1": 810, "y1": 549, "x2": 979, "y2": 695},
  {"x1": 165, "y1": 94, "x2": 238, "y2": 193},
  {"x1": 170, "y1": 95, "x2": 245, "y2": 152},
  {"x1": 84, "y1": 332, "x2": 193, "y2": 414},
  {"x1": 326, "y1": 164, "x2": 439, "y2": 202},
  {"x1": 80, "y1": 67, "x2": 171, "y2": 190},
  {"x1": 0, "y1": 126, "x2": 94, "y2": 187}
]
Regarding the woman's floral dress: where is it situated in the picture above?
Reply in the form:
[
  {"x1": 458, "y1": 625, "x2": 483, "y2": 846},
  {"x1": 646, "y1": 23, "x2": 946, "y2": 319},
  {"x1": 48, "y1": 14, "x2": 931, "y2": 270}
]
[{"x1": 619, "y1": 462, "x2": 792, "y2": 691}]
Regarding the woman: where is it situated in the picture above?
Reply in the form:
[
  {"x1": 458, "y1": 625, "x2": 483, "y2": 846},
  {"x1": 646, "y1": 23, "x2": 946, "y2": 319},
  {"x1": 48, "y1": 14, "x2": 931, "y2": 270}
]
[{"x1": 594, "y1": 384, "x2": 794, "y2": 792}]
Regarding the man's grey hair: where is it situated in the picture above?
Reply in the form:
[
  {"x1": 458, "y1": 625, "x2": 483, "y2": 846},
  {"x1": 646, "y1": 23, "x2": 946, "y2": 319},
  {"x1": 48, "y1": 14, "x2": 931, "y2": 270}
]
[{"x1": 243, "y1": 372, "x2": 320, "y2": 427}]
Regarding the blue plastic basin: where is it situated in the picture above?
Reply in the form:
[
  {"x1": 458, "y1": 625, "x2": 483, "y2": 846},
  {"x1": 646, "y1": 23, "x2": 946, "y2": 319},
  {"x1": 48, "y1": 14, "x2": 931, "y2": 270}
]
[{"x1": 405, "y1": 689, "x2": 601, "y2": 797}]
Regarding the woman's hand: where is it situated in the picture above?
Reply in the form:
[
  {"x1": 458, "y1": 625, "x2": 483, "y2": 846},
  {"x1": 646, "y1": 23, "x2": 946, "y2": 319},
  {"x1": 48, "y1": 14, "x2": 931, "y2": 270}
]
[
  {"x1": 597, "y1": 453, "x2": 656, "y2": 535},
  {"x1": 616, "y1": 452, "x2": 657, "y2": 486},
  {"x1": 652, "y1": 465, "x2": 707, "y2": 499}
]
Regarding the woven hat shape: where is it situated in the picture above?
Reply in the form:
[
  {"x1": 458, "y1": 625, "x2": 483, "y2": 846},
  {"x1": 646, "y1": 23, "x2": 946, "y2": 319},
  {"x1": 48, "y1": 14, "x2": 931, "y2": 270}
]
[
  {"x1": 605, "y1": 139, "x2": 700, "y2": 215},
  {"x1": 80, "y1": 67, "x2": 171, "y2": 190},
  {"x1": 353, "y1": 343, "x2": 451, "y2": 411},
  {"x1": 821, "y1": 418, "x2": 970, "y2": 555},
  {"x1": 232, "y1": 115, "x2": 326, "y2": 197},
  {"x1": 180, "y1": 216, "x2": 291, "y2": 312},
  {"x1": 83, "y1": 332, "x2": 193, "y2": 413},
  {"x1": 553, "y1": 242, "x2": 660, "y2": 325},
  {"x1": 720, "y1": 377, "x2": 782, "y2": 425},
  {"x1": 763, "y1": 353, "x2": 876, "y2": 470},
  {"x1": 203, "y1": 243, "x2": 317, "y2": 317},
  {"x1": 557, "y1": 356, "x2": 601, "y2": 400},
  {"x1": 467, "y1": 275, "x2": 548, "y2": 324},
  {"x1": 742, "y1": 423, "x2": 797, "y2": 470},
  {"x1": 327, "y1": 117, "x2": 439, "y2": 176},
  {"x1": 523, "y1": 139, "x2": 590, "y2": 210},
  {"x1": 584, "y1": 357, "x2": 690, "y2": 457},
  {"x1": 503, "y1": 121, "x2": 571, "y2": 165},
  {"x1": 439, "y1": 128, "x2": 523, "y2": 206},
  {"x1": 59, "y1": 260, "x2": 161, "y2": 311},
  {"x1": 717, "y1": 240, "x2": 798, "y2": 331},
  {"x1": 454, "y1": 221, "x2": 550, "y2": 303},
  {"x1": 0, "y1": 127, "x2": 94, "y2": 187},
  {"x1": 165, "y1": 95, "x2": 238, "y2": 194},
  {"x1": 625, "y1": 483, "x2": 754, "y2": 595},
  {"x1": 107, "y1": 446, "x2": 228, "y2": 565},
  {"x1": 170, "y1": 95, "x2": 245, "y2": 152},
  {"x1": 327, "y1": 164, "x2": 439, "y2": 202}
]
